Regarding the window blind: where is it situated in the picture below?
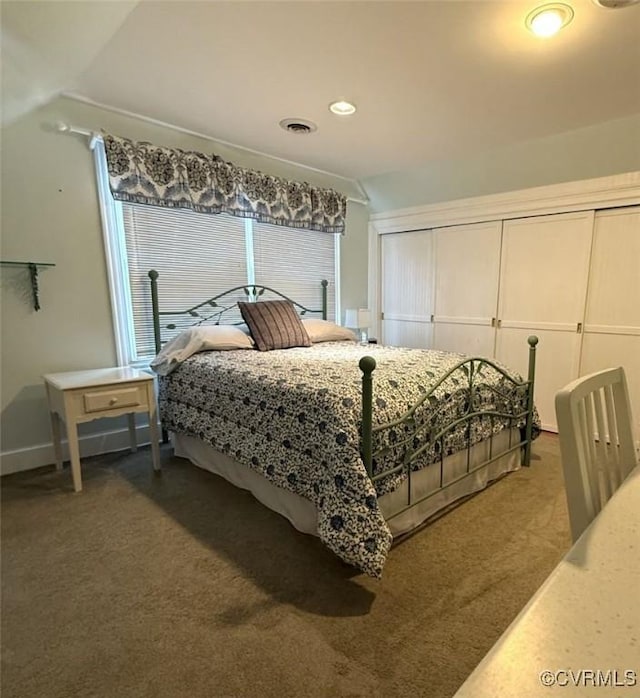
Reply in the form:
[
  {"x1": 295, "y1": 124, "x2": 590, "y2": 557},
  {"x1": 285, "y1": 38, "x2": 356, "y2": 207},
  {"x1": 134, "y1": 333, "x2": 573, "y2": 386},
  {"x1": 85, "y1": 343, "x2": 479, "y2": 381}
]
[
  {"x1": 122, "y1": 204, "x2": 248, "y2": 358},
  {"x1": 252, "y1": 222, "x2": 336, "y2": 321}
]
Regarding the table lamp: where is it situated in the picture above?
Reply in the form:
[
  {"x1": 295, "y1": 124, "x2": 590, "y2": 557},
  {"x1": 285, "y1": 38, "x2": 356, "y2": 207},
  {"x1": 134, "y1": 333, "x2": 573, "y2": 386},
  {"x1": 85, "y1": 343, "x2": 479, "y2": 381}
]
[{"x1": 345, "y1": 308, "x2": 371, "y2": 344}]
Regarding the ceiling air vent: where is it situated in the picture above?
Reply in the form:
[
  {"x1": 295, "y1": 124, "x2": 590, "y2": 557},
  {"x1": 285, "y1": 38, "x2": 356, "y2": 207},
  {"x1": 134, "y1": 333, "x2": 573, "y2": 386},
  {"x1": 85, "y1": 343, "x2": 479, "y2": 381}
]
[
  {"x1": 592, "y1": 0, "x2": 640, "y2": 7},
  {"x1": 279, "y1": 118, "x2": 317, "y2": 134}
]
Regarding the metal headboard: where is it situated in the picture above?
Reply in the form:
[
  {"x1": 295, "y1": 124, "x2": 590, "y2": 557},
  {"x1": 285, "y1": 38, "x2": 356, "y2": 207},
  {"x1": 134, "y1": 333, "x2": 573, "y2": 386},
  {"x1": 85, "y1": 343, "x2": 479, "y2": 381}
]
[{"x1": 148, "y1": 269, "x2": 328, "y2": 354}]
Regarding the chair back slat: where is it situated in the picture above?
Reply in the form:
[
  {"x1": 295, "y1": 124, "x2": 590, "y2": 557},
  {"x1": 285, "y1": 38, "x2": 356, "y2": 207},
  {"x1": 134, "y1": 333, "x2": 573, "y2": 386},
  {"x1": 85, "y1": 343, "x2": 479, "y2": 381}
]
[
  {"x1": 592, "y1": 388, "x2": 613, "y2": 503},
  {"x1": 603, "y1": 384, "x2": 619, "y2": 465},
  {"x1": 581, "y1": 395, "x2": 601, "y2": 514},
  {"x1": 555, "y1": 366, "x2": 639, "y2": 542},
  {"x1": 602, "y1": 383, "x2": 624, "y2": 491}
]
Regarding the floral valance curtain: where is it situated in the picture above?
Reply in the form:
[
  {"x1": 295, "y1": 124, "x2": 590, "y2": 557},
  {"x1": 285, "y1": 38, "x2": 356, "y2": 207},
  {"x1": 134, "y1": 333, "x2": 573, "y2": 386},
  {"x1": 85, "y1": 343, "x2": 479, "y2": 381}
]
[{"x1": 103, "y1": 133, "x2": 346, "y2": 234}]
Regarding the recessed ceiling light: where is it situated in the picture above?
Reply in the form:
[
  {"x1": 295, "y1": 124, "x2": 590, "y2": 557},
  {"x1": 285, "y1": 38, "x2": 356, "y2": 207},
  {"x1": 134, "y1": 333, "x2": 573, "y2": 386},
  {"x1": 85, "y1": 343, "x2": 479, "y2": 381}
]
[
  {"x1": 329, "y1": 100, "x2": 356, "y2": 116},
  {"x1": 526, "y1": 3, "x2": 574, "y2": 37}
]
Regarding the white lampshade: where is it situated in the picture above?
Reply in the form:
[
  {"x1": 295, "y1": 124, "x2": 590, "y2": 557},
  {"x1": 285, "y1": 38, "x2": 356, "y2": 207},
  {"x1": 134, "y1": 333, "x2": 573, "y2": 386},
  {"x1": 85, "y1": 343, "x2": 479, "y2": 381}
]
[{"x1": 345, "y1": 308, "x2": 370, "y2": 329}]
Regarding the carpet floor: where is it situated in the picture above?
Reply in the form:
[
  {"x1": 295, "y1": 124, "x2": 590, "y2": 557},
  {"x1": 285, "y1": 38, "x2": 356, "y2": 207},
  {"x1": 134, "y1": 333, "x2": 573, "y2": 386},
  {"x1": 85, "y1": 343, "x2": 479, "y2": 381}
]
[{"x1": 1, "y1": 432, "x2": 570, "y2": 698}]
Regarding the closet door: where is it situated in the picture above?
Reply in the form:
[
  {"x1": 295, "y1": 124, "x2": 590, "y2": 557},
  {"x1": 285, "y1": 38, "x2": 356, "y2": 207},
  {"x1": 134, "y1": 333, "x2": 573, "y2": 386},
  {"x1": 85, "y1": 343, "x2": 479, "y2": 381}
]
[
  {"x1": 580, "y1": 206, "x2": 640, "y2": 442},
  {"x1": 381, "y1": 230, "x2": 434, "y2": 348},
  {"x1": 432, "y1": 221, "x2": 502, "y2": 356},
  {"x1": 495, "y1": 211, "x2": 594, "y2": 431}
]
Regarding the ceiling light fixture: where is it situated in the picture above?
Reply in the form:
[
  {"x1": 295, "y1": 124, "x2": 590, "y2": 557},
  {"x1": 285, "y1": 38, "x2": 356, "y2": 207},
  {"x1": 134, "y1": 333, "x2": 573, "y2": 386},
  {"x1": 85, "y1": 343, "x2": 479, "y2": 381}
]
[
  {"x1": 526, "y1": 3, "x2": 574, "y2": 37},
  {"x1": 329, "y1": 100, "x2": 356, "y2": 116}
]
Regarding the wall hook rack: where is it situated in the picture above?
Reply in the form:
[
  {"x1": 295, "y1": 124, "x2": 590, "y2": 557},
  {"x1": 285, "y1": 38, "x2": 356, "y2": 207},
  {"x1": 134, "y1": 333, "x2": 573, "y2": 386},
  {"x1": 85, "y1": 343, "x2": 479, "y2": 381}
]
[{"x1": 0, "y1": 261, "x2": 55, "y2": 311}]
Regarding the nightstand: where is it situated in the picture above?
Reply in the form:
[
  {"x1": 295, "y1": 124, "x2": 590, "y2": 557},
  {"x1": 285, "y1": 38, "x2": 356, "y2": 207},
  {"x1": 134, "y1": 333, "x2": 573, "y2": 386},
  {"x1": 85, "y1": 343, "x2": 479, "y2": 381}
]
[{"x1": 43, "y1": 368, "x2": 161, "y2": 492}]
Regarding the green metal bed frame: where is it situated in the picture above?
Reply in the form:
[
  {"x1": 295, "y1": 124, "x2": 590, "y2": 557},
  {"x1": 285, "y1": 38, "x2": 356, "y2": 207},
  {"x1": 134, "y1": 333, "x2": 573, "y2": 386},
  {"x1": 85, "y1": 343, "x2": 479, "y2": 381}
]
[{"x1": 148, "y1": 270, "x2": 539, "y2": 522}]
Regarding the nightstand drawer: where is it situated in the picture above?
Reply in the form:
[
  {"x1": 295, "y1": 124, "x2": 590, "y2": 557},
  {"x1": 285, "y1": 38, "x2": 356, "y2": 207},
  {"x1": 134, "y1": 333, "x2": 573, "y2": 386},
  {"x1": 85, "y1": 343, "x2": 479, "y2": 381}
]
[{"x1": 83, "y1": 385, "x2": 144, "y2": 413}]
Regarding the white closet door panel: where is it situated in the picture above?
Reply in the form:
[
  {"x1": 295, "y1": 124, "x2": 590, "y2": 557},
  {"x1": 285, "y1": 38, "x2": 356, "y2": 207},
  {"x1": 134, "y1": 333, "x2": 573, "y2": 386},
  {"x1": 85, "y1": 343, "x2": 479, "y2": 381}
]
[
  {"x1": 496, "y1": 328, "x2": 581, "y2": 432},
  {"x1": 431, "y1": 220, "x2": 501, "y2": 355},
  {"x1": 433, "y1": 323, "x2": 496, "y2": 356},
  {"x1": 585, "y1": 207, "x2": 640, "y2": 329},
  {"x1": 580, "y1": 334, "x2": 640, "y2": 444},
  {"x1": 434, "y1": 221, "x2": 502, "y2": 319},
  {"x1": 383, "y1": 320, "x2": 433, "y2": 349},
  {"x1": 499, "y1": 212, "x2": 593, "y2": 326},
  {"x1": 497, "y1": 212, "x2": 593, "y2": 432},
  {"x1": 381, "y1": 231, "x2": 434, "y2": 318}
]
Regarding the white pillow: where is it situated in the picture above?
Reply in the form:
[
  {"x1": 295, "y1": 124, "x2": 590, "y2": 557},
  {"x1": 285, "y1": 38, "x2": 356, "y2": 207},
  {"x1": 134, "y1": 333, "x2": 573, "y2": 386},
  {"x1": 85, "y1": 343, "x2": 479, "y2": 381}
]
[
  {"x1": 150, "y1": 325, "x2": 254, "y2": 376},
  {"x1": 302, "y1": 318, "x2": 357, "y2": 343}
]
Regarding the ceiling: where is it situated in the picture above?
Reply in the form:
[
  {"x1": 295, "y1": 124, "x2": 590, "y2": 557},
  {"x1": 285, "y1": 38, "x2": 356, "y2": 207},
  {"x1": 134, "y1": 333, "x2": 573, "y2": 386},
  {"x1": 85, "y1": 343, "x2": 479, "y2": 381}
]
[{"x1": 2, "y1": 0, "x2": 640, "y2": 180}]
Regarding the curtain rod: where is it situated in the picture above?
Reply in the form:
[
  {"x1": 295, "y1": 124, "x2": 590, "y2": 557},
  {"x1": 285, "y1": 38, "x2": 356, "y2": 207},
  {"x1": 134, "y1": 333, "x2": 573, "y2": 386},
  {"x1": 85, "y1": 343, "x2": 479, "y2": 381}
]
[
  {"x1": 54, "y1": 120, "x2": 369, "y2": 206},
  {"x1": 55, "y1": 121, "x2": 93, "y2": 137}
]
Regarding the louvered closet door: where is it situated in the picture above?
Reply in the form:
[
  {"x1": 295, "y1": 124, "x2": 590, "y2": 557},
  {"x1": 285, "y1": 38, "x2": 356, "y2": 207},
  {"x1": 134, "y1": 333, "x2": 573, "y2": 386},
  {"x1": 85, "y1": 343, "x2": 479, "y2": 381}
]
[
  {"x1": 432, "y1": 221, "x2": 502, "y2": 356},
  {"x1": 381, "y1": 230, "x2": 434, "y2": 348},
  {"x1": 495, "y1": 211, "x2": 594, "y2": 431},
  {"x1": 580, "y1": 206, "x2": 640, "y2": 443}
]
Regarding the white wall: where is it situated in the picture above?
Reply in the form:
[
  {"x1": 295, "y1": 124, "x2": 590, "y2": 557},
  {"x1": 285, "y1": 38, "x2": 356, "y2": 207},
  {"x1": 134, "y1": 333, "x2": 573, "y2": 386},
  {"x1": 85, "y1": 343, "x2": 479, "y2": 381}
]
[
  {"x1": 362, "y1": 113, "x2": 640, "y2": 213},
  {"x1": 0, "y1": 96, "x2": 369, "y2": 473}
]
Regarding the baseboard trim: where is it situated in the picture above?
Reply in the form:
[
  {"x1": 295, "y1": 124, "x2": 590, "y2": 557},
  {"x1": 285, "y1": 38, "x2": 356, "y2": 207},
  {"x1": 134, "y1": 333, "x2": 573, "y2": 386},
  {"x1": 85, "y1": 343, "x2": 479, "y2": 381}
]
[{"x1": 0, "y1": 424, "x2": 156, "y2": 476}]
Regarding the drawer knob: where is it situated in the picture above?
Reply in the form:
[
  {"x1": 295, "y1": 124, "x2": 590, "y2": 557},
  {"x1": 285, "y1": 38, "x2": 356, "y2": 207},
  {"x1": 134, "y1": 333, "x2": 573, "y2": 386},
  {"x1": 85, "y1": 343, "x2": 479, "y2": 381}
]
[{"x1": 109, "y1": 397, "x2": 118, "y2": 405}]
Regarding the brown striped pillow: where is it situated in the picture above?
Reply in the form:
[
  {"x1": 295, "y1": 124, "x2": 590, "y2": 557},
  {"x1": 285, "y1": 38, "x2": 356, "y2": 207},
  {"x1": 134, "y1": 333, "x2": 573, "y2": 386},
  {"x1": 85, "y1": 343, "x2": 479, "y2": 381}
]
[{"x1": 238, "y1": 300, "x2": 311, "y2": 351}]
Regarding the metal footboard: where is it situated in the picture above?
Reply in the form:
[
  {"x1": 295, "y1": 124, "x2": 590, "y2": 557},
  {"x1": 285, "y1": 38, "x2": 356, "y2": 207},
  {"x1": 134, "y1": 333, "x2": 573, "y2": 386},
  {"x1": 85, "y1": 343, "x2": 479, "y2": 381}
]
[{"x1": 359, "y1": 336, "x2": 538, "y2": 519}]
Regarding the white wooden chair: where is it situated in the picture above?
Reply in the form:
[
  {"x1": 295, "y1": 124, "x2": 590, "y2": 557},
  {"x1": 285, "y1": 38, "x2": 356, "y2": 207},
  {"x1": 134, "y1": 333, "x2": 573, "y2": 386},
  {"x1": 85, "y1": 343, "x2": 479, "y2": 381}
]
[{"x1": 555, "y1": 367, "x2": 638, "y2": 542}]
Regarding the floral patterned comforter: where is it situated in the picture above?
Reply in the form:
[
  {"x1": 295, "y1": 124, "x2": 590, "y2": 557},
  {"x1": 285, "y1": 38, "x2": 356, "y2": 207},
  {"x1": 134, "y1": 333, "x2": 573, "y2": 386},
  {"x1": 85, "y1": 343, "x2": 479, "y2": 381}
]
[{"x1": 158, "y1": 342, "x2": 539, "y2": 578}]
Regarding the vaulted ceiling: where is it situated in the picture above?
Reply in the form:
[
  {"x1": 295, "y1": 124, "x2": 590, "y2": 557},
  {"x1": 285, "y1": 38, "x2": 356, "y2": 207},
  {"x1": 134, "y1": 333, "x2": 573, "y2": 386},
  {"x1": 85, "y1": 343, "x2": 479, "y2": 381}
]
[{"x1": 2, "y1": 0, "x2": 640, "y2": 179}]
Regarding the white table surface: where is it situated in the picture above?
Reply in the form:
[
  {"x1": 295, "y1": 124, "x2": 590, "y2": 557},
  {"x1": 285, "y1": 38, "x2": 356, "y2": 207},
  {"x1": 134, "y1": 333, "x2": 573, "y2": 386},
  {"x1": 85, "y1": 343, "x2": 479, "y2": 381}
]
[
  {"x1": 454, "y1": 465, "x2": 640, "y2": 697},
  {"x1": 44, "y1": 367, "x2": 153, "y2": 390}
]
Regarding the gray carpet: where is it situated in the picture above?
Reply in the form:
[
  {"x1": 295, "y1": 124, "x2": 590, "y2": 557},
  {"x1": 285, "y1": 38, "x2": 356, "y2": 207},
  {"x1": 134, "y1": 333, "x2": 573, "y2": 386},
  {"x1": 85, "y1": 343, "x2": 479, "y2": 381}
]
[{"x1": 1, "y1": 433, "x2": 570, "y2": 698}]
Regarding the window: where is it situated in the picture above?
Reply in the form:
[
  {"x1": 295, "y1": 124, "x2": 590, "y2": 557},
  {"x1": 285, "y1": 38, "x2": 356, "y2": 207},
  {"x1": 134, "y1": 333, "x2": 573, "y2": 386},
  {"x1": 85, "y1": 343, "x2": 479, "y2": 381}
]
[
  {"x1": 94, "y1": 139, "x2": 339, "y2": 365},
  {"x1": 252, "y1": 221, "x2": 337, "y2": 321}
]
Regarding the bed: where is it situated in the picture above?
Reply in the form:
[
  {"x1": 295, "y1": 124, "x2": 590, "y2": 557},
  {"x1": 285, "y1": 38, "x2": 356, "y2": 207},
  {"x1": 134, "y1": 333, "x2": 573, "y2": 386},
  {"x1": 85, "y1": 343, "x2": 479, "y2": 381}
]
[{"x1": 148, "y1": 271, "x2": 540, "y2": 577}]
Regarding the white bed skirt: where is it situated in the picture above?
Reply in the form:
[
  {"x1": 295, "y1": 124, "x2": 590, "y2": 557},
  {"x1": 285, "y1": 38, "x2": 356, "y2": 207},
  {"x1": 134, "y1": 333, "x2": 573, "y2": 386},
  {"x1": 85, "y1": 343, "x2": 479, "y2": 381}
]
[{"x1": 173, "y1": 430, "x2": 521, "y2": 539}]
